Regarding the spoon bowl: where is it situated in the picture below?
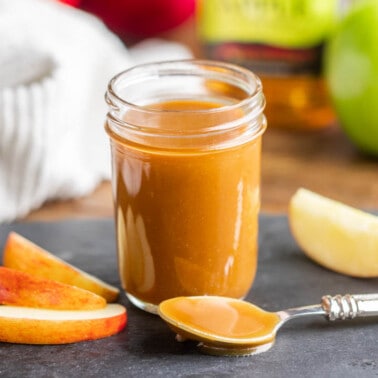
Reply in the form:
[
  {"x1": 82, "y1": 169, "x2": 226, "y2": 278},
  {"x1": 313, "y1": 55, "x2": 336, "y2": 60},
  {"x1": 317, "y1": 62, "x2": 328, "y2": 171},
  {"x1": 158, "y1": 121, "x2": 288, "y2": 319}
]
[
  {"x1": 158, "y1": 293, "x2": 378, "y2": 356},
  {"x1": 159, "y1": 296, "x2": 280, "y2": 355}
]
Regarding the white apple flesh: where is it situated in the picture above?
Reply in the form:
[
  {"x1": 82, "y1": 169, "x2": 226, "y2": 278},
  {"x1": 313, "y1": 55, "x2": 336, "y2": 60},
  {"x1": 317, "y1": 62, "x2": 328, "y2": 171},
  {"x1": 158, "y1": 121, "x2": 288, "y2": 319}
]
[{"x1": 0, "y1": 304, "x2": 127, "y2": 344}]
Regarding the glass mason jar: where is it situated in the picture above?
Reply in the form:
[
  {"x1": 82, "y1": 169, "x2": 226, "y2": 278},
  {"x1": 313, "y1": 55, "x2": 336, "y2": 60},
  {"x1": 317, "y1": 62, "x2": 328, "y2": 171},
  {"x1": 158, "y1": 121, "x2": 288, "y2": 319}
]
[{"x1": 105, "y1": 60, "x2": 266, "y2": 313}]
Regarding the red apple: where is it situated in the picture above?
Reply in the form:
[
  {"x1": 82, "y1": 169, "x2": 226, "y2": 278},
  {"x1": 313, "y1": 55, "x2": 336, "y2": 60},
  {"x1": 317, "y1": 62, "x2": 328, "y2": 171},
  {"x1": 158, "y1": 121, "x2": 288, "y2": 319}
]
[
  {"x1": 55, "y1": 0, "x2": 82, "y2": 7},
  {"x1": 0, "y1": 266, "x2": 106, "y2": 310},
  {"x1": 3, "y1": 232, "x2": 119, "y2": 302},
  {"x1": 79, "y1": 0, "x2": 195, "y2": 39}
]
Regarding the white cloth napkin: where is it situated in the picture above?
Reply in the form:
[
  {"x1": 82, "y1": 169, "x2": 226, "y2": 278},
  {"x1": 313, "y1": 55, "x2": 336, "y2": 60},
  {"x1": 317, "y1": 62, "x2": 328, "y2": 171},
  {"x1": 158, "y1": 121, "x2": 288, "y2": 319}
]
[{"x1": 0, "y1": 0, "x2": 192, "y2": 222}]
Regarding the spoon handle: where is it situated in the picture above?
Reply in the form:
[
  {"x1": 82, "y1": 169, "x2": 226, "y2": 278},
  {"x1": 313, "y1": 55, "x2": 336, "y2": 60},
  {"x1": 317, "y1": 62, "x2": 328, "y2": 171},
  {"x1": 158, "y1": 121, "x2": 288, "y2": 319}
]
[{"x1": 321, "y1": 294, "x2": 378, "y2": 321}]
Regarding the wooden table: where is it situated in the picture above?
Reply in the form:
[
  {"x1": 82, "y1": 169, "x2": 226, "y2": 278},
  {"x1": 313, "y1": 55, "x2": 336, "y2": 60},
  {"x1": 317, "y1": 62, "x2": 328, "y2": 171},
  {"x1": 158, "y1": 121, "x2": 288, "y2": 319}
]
[{"x1": 24, "y1": 17, "x2": 378, "y2": 221}]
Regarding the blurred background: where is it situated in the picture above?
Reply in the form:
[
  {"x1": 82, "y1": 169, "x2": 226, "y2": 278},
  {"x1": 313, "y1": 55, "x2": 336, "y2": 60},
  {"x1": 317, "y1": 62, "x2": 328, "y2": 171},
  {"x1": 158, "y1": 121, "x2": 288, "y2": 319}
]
[{"x1": 0, "y1": 0, "x2": 377, "y2": 222}]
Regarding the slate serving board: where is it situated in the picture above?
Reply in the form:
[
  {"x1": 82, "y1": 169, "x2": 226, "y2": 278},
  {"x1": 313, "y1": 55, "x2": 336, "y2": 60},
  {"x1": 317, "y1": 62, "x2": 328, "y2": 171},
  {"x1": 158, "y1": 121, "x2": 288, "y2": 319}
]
[{"x1": 0, "y1": 215, "x2": 377, "y2": 378}]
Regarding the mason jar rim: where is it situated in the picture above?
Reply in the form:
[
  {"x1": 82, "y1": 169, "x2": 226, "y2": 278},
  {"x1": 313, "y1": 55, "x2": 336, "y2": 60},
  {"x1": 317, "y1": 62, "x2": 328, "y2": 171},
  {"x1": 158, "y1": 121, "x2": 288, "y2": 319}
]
[
  {"x1": 106, "y1": 59, "x2": 264, "y2": 116},
  {"x1": 105, "y1": 59, "x2": 266, "y2": 150}
]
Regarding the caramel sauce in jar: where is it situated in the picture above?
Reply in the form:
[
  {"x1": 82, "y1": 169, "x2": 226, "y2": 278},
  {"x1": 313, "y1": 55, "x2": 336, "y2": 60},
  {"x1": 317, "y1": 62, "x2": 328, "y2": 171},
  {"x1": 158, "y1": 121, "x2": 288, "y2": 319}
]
[{"x1": 105, "y1": 60, "x2": 266, "y2": 313}]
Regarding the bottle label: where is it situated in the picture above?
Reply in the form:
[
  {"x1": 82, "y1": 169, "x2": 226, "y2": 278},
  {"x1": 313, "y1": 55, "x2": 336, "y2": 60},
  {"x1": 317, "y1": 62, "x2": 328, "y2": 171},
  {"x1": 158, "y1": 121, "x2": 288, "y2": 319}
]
[{"x1": 198, "y1": 0, "x2": 338, "y2": 75}]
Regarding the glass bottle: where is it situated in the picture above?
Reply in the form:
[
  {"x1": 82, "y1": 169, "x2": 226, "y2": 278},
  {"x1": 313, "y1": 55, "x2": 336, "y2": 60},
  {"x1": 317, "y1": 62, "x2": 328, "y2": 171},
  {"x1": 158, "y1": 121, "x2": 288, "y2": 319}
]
[{"x1": 197, "y1": 0, "x2": 339, "y2": 130}]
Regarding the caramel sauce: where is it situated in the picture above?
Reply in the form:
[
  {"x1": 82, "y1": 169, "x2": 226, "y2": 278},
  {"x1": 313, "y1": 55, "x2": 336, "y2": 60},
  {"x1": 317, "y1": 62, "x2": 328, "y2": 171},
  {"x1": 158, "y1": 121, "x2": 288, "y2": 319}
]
[
  {"x1": 159, "y1": 296, "x2": 280, "y2": 344},
  {"x1": 109, "y1": 99, "x2": 262, "y2": 306}
]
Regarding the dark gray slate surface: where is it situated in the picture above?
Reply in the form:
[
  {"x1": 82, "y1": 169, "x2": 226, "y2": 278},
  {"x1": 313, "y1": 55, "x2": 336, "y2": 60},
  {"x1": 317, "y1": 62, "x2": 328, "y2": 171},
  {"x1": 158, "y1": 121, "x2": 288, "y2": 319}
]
[{"x1": 0, "y1": 215, "x2": 377, "y2": 378}]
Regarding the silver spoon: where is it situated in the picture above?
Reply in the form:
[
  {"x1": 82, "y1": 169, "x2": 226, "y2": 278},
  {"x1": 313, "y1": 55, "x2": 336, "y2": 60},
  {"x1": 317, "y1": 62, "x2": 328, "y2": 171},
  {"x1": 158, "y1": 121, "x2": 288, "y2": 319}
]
[{"x1": 158, "y1": 293, "x2": 378, "y2": 356}]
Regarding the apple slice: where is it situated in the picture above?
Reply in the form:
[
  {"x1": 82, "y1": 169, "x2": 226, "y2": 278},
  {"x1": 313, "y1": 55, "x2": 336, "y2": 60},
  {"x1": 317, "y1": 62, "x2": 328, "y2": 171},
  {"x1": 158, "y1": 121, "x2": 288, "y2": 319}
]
[
  {"x1": 0, "y1": 266, "x2": 106, "y2": 310},
  {"x1": 3, "y1": 232, "x2": 119, "y2": 302},
  {"x1": 0, "y1": 303, "x2": 127, "y2": 344},
  {"x1": 289, "y1": 188, "x2": 378, "y2": 277}
]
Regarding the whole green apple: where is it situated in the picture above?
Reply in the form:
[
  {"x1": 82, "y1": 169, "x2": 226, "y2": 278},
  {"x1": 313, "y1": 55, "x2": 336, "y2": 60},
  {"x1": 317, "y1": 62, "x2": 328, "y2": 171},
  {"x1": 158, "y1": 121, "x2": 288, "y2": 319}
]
[{"x1": 324, "y1": 0, "x2": 378, "y2": 156}]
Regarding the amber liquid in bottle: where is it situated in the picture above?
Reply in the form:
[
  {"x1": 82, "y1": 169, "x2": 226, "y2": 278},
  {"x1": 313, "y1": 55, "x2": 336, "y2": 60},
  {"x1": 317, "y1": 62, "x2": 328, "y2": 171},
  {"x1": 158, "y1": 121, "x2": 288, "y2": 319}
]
[
  {"x1": 261, "y1": 74, "x2": 335, "y2": 130},
  {"x1": 200, "y1": 43, "x2": 335, "y2": 130}
]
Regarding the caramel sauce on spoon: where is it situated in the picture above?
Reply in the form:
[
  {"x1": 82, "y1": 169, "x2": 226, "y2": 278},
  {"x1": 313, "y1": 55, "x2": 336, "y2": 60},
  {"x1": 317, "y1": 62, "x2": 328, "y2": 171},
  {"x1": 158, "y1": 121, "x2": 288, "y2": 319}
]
[{"x1": 158, "y1": 296, "x2": 281, "y2": 356}]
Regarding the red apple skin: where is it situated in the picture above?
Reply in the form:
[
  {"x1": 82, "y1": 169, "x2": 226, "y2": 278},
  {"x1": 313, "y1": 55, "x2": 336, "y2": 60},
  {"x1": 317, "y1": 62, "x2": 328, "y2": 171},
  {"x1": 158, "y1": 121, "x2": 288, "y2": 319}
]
[
  {"x1": 0, "y1": 267, "x2": 106, "y2": 310},
  {"x1": 56, "y1": 0, "x2": 82, "y2": 6},
  {"x1": 79, "y1": 0, "x2": 195, "y2": 39}
]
